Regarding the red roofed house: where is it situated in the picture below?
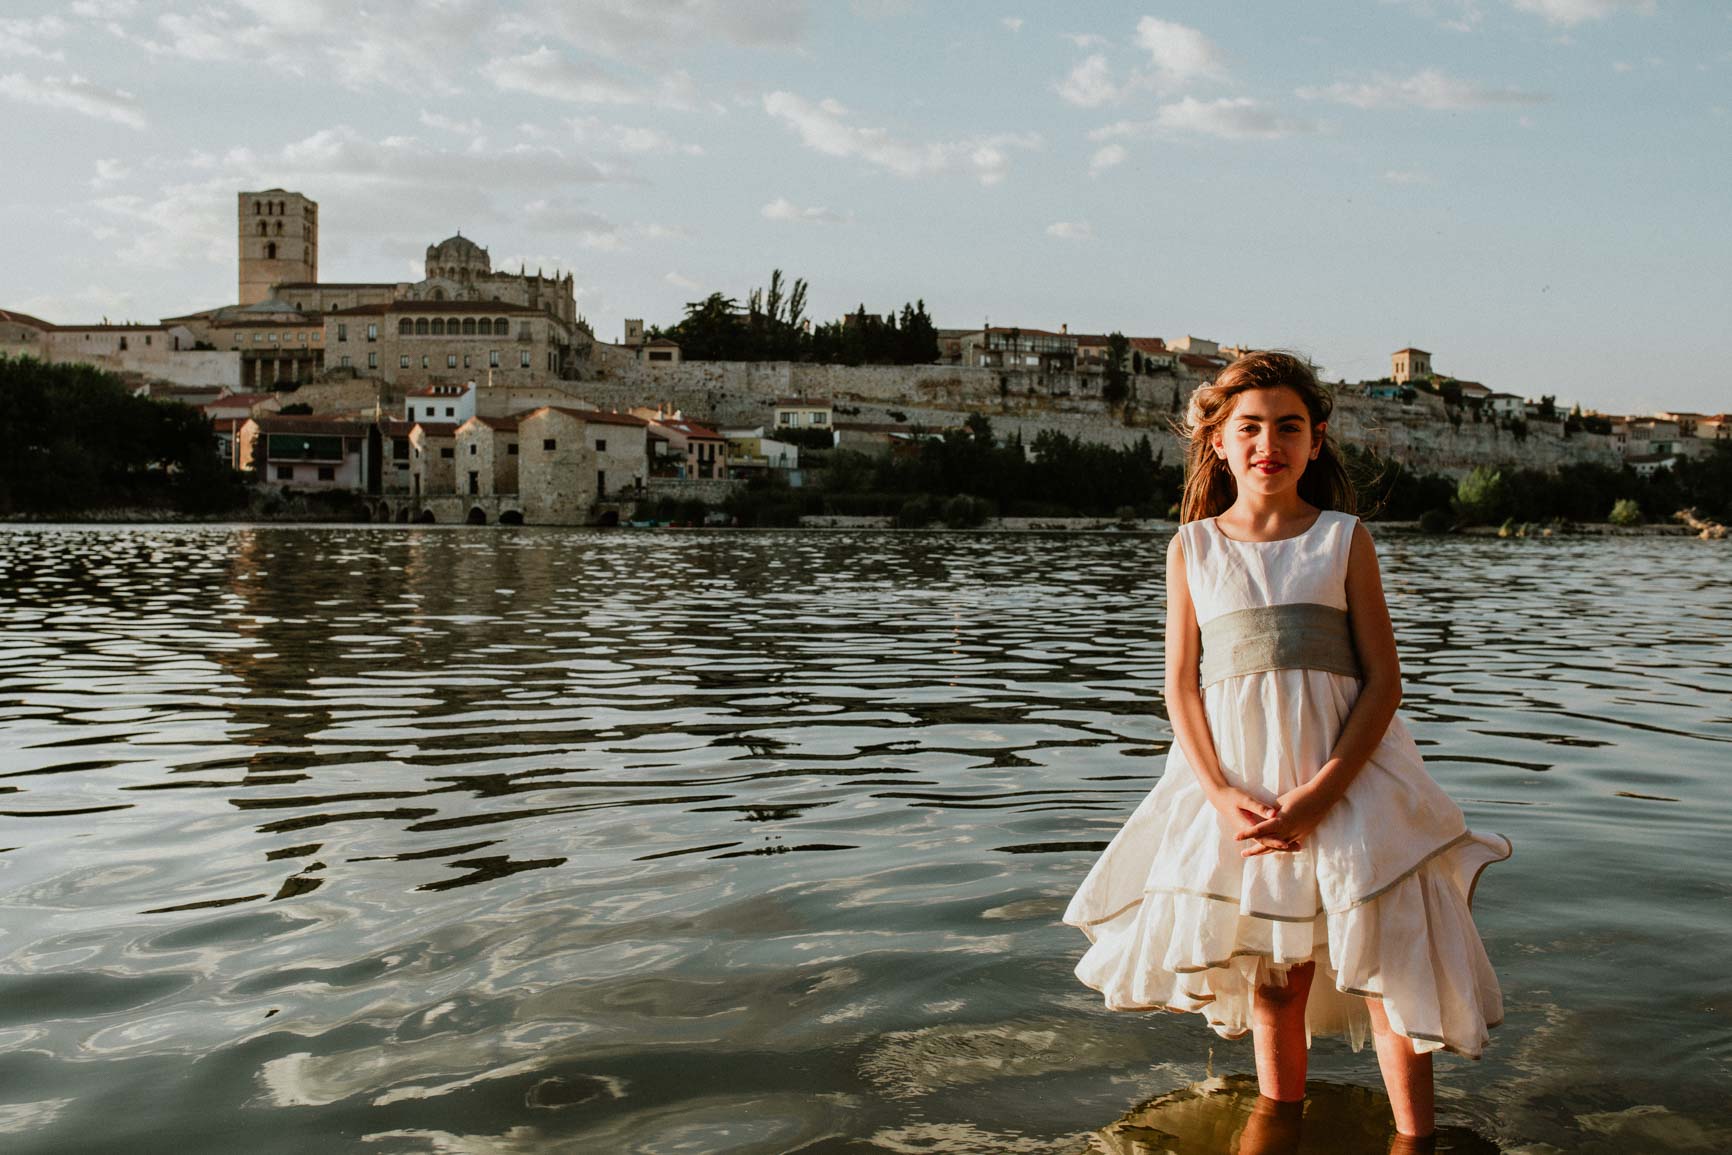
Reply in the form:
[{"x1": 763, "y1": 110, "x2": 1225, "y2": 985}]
[
  {"x1": 629, "y1": 405, "x2": 727, "y2": 479},
  {"x1": 517, "y1": 407, "x2": 649, "y2": 523},
  {"x1": 405, "y1": 382, "x2": 474, "y2": 424},
  {"x1": 237, "y1": 415, "x2": 370, "y2": 489}
]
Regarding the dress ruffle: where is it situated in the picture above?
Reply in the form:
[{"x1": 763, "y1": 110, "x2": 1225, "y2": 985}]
[{"x1": 1063, "y1": 668, "x2": 1511, "y2": 1058}]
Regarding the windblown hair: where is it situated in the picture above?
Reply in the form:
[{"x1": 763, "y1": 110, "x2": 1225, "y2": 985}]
[{"x1": 1174, "y1": 350, "x2": 1357, "y2": 523}]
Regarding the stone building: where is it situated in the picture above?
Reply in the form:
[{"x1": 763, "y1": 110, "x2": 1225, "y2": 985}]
[
  {"x1": 238, "y1": 190, "x2": 318, "y2": 307},
  {"x1": 517, "y1": 407, "x2": 650, "y2": 524},
  {"x1": 455, "y1": 415, "x2": 521, "y2": 496},
  {"x1": 408, "y1": 422, "x2": 459, "y2": 498},
  {"x1": 1, "y1": 309, "x2": 242, "y2": 388},
  {"x1": 1392, "y1": 348, "x2": 1433, "y2": 384}
]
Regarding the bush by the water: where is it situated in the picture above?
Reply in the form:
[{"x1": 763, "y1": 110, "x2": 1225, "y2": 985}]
[
  {"x1": 1608, "y1": 498, "x2": 1643, "y2": 526},
  {"x1": 0, "y1": 355, "x2": 248, "y2": 516}
]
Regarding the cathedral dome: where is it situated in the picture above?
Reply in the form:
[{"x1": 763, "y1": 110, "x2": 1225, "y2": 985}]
[{"x1": 426, "y1": 232, "x2": 491, "y2": 280}]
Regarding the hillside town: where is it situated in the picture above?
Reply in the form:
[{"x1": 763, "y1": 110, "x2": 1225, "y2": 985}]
[{"x1": 2, "y1": 188, "x2": 1726, "y2": 526}]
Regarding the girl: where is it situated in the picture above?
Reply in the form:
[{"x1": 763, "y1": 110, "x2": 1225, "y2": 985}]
[{"x1": 1064, "y1": 351, "x2": 1510, "y2": 1140}]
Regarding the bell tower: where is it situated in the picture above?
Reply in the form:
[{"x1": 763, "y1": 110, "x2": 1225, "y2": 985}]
[{"x1": 238, "y1": 189, "x2": 318, "y2": 305}]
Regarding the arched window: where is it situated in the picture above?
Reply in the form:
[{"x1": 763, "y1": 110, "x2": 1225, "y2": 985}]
[
  {"x1": 265, "y1": 242, "x2": 277, "y2": 260},
  {"x1": 446, "y1": 317, "x2": 459, "y2": 334},
  {"x1": 257, "y1": 221, "x2": 267, "y2": 236},
  {"x1": 398, "y1": 319, "x2": 413, "y2": 336},
  {"x1": 254, "y1": 202, "x2": 262, "y2": 215},
  {"x1": 415, "y1": 318, "x2": 429, "y2": 335},
  {"x1": 461, "y1": 318, "x2": 476, "y2": 335},
  {"x1": 430, "y1": 288, "x2": 444, "y2": 301},
  {"x1": 430, "y1": 318, "x2": 445, "y2": 335},
  {"x1": 493, "y1": 318, "x2": 509, "y2": 335},
  {"x1": 303, "y1": 245, "x2": 309, "y2": 264},
  {"x1": 275, "y1": 220, "x2": 283, "y2": 235}
]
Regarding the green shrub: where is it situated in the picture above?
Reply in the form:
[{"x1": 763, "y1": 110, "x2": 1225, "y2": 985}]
[
  {"x1": 941, "y1": 494, "x2": 992, "y2": 528},
  {"x1": 1608, "y1": 498, "x2": 1643, "y2": 526},
  {"x1": 897, "y1": 495, "x2": 937, "y2": 528}
]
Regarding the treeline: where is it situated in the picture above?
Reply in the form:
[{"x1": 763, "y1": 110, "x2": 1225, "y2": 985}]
[
  {"x1": 0, "y1": 355, "x2": 247, "y2": 515},
  {"x1": 726, "y1": 414, "x2": 1181, "y2": 526},
  {"x1": 653, "y1": 269, "x2": 940, "y2": 365},
  {"x1": 1347, "y1": 442, "x2": 1732, "y2": 528}
]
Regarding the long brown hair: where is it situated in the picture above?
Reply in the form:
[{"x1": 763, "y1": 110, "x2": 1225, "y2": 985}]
[{"x1": 1174, "y1": 350, "x2": 1356, "y2": 523}]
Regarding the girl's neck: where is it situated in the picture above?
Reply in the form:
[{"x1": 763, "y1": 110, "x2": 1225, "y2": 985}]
[{"x1": 1218, "y1": 497, "x2": 1321, "y2": 536}]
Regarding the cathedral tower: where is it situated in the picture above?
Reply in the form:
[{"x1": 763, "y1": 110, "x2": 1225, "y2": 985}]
[{"x1": 238, "y1": 189, "x2": 318, "y2": 306}]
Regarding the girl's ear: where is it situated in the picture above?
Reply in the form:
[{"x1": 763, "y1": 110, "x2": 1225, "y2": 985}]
[
  {"x1": 1210, "y1": 428, "x2": 1227, "y2": 460},
  {"x1": 1310, "y1": 421, "x2": 1327, "y2": 460}
]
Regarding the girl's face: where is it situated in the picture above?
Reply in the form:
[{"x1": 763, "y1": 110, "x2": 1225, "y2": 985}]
[{"x1": 1210, "y1": 385, "x2": 1324, "y2": 498}]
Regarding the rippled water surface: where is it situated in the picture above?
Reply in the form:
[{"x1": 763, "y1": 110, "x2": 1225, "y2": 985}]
[{"x1": 2, "y1": 525, "x2": 1729, "y2": 1154}]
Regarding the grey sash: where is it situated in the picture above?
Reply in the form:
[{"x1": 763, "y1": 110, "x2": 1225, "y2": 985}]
[{"x1": 1198, "y1": 603, "x2": 1361, "y2": 687}]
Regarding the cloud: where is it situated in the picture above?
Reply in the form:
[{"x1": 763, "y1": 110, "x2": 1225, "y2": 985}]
[
  {"x1": 1002, "y1": 17, "x2": 1023, "y2": 33},
  {"x1": 1092, "y1": 97, "x2": 1318, "y2": 141},
  {"x1": 761, "y1": 196, "x2": 850, "y2": 224},
  {"x1": 524, "y1": 0, "x2": 808, "y2": 54},
  {"x1": 1046, "y1": 220, "x2": 1092, "y2": 241},
  {"x1": 90, "y1": 157, "x2": 130, "y2": 187},
  {"x1": 520, "y1": 198, "x2": 623, "y2": 250},
  {"x1": 484, "y1": 46, "x2": 704, "y2": 110},
  {"x1": 1056, "y1": 55, "x2": 1121, "y2": 107},
  {"x1": 1381, "y1": 0, "x2": 1484, "y2": 32},
  {"x1": 0, "y1": 73, "x2": 145, "y2": 128},
  {"x1": 568, "y1": 115, "x2": 703, "y2": 155},
  {"x1": 762, "y1": 90, "x2": 1039, "y2": 183},
  {"x1": 1382, "y1": 168, "x2": 1432, "y2": 184},
  {"x1": 1089, "y1": 143, "x2": 1126, "y2": 175},
  {"x1": 1064, "y1": 32, "x2": 1108, "y2": 48},
  {"x1": 78, "y1": 125, "x2": 622, "y2": 270},
  {"x1": 664, "y1": 271, "x2": 702, "y2": 290},
  {"x1": 69, "y1": 0, "x2": 136, "y2": 17},
  {"x1": 419, "y1": 110, "x2": 484, "y2": 137},
  {"x1": 0, "y1": 14, "x2": 68, "y2": 60},
  {"x1": 1509, "y1": 0, "x2": 1653, "y2": 26},
  {"x1": 1298, "y1": 68, "x2": 1547, "y2": 109},
  {"x1": 1134, "y1": 18, "x2": 1228, "y2": 86}
]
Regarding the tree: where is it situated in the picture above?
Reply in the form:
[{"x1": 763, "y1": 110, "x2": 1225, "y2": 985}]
[{"x1": 1103, "y1": 332, "x2": 1130, "y2": 406}]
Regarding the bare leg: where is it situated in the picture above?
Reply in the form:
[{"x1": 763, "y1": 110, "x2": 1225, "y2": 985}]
[
  {"x1": 1366, "y1": 997, "x2": 1434, "y2": 1138},
  {"x1": 1237, "y1": 1093, "x2": 1304, "y2": 1155},
  {"x1": 1251, "y1": 960, "x2": 1315, "y2": 1102}
]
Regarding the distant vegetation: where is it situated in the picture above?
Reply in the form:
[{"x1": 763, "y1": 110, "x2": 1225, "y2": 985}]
[
  {"x1": 1347, "y1": 443, "x2": 1732, "y2": 529},
  {"x1": 725, "y1": 413, "x2": 1181, "y2": 527},
  {"x1": 652, "y1": 269, "x2": 940, "y2": 365},
  {"x1": 0, "y1": 355, "x2": 248, "y2": 516}
]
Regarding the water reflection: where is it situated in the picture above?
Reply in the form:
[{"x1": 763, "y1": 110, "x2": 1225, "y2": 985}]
[{"x1": 1, "y1": 526, "x2": 1730, "y2": 1153}]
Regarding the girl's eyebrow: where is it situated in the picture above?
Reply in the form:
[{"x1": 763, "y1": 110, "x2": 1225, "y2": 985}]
[{"x1": 1232, "y1": 411, "x2": 1308, "y2": 422}]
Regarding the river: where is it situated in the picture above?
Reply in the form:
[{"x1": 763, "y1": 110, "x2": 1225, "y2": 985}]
[{"x1": 1, "y1": 525, "x2": 1727, "y2": 1153}]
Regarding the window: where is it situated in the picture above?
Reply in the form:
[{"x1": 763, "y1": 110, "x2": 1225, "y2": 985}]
[
  {"x1": 368, "y1": 352, "x2": 378, "y2": 369},
  {"x1": 276, "y1": 465, "x2": 293, "y2": 480},
  {"x1": 444, "y1": 407, "x2": 454, "y2": 417},
  {"x1": 461, "y1": 318, "x2": 476, "y2": 335},
  {"x1": 440, "y1": 447, "x2": 454, "y2": 459},
  {"x1": 337, "y1": 323, "x2": 347, "y2": 342},
  {"x1": 595, "y1": 438, "x2": 607, "y2": 452},
  {"x1": 468, "y1": 444, "x2": 477, "y2": 455},
  {"x1": 447, "y1": 355, "x2": 457, "y2": 368},
  {"x1": 265, "y1": 242, "x2": 277, "y2": 259},
  {"x1": 144, "y1": 335, "x2": 152, "y2": 347},
  {"x1": 421, "y1": 355, "x2": 429, "y2": 369},
  {"x1": 340, "y1": 355, "x2": 351, "y2": 367},
  {"x1": 269, "y1": 333, "x2": 278, "y2": 343},
  {"x1": 366, "y1": 323, "x2": 378, "y2": 341},
  {"x1": 543, "y1": 438, "x2": 556, "y2": 451},
  {"x1": 520, "y1": 351, "x2": 530, "y2": 368},
  {"x1": 596, "y1": 469, "x2": 606, "y2": 494},
  {"x1": 398, "y1": 319, "x2": 412, "y2": 336},
  {"x1": 317, "y1": 466, "x2": 335, "y2": 481},
  {"x1": 507, "y1": 443, "x2": 518, "y2": 455},
  {"x1": 489, "y1": 350, "x2": 499, "y2": 368},
  {"x1": 463, "y1": 353, "x2": 471, "y2": 369},
  {"x1": 494, "y1": 318, "x2": 509, "y2": 335},
  {"x1": 400, "y1": 355, "x2": 410, "y2": 369},
  {"x1": 253, "y1": 334, "x2": 262, "y2": 343}
]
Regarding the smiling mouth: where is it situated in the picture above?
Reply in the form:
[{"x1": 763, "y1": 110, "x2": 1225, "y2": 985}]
[{"x1": 1253, "y1": 462, "x2": 1286, "y2": 473}]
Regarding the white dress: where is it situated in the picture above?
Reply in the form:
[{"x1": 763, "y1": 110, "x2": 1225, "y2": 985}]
[{"x1": 1063, "y1": 511, "x2": 1511, "y2": 1058}]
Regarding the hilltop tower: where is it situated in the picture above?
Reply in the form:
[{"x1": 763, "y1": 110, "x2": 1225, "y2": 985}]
[{"x1": 238, "y1": 189, "x2": 318, "y2": 305}]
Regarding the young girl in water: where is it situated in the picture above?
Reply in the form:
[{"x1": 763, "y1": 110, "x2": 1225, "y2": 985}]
[{"x1": 1064, "y1": 351, "x2": 1510, "y2": 1140}]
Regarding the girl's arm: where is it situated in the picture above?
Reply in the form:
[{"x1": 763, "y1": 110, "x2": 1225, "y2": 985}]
[
  {"x1": 1235, "y1": 521, "x2": 1402, "y2": 851},
  {"x1": 1166, "y1": 533, "x2": 1294, "y2": 846}
]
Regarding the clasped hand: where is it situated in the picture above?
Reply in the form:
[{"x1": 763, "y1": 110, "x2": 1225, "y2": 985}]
[{"x1": 1211, "y1": 783, "x2": 1331, "y2": 858}]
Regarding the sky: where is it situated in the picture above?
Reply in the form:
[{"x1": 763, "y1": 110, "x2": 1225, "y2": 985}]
[{"x1": 0, "y1": 0, "x2": 1726, "y2": 414}]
